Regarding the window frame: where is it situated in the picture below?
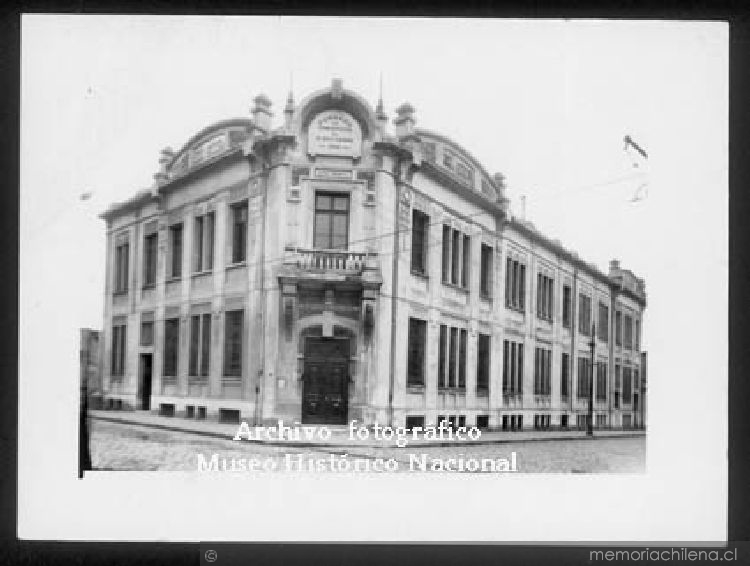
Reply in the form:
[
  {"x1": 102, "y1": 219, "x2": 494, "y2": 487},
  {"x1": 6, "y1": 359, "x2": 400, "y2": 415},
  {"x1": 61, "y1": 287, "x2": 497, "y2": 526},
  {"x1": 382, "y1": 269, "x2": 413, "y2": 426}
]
[
  {"x1": 189, "y1": 313, "x2": 212, "y2": 378},
  {"x1": 313, "y1": 192, "x2": 350, "y2": 250},
  {"x1": 223, "y1": 309, "x2": 244, "y2": 377},
  {"x1": 230, "y1": 200, "x2": 249, "y2": 265},
  {"x1": 410, "y1": 209, "x2": 429, "y2": 276},
  {"x1": 407, "y1": 317, "x2": 427, "y2": 387}
]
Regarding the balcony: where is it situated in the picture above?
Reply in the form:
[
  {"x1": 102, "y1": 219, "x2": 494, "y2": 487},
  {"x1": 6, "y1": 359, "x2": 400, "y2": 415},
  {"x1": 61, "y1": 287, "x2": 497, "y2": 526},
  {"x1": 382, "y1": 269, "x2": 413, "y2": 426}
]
[{"x1": 279, "y1": 247, "x2": 382, "y2": 287}]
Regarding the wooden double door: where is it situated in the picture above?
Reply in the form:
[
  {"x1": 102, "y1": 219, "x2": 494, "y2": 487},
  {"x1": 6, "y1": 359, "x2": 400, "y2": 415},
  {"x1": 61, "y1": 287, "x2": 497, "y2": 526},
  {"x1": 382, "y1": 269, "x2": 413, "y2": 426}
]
[{"x1": 302, "y1": 338, "x2": 350, "y2": 425}]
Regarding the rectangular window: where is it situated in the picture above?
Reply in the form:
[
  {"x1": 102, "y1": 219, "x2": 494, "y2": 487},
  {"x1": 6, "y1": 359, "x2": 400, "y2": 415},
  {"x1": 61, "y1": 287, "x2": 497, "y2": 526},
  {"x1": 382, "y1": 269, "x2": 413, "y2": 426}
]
[
  {"x1": 441, "y1": 225, "x2": 470, "y2": 289},
  {"x1": 448, "y1": 327, "x2": 457, "y2": 387},
  {"x1": 193, "y1": 212, "x2": 215, "y2": 272},
  {"x1": 169, "y1": 224, "x2": 183, "y2": 278},
  {"x1": 635, "y1": 319, "x2": 641, "y2": 351},
  {"x1": 476, "y1": 333, "x2": 490, "y2": 393},
  {"x1": 505, "y1": 258, "x2": 526, "y2": 311},
  {"x1": 615, "y1": 363, "x2": 621, "y2": 404},
  {"x1": 578, "y1": 294, "x2": 592, "y2": 335},
  {"x1": 140, "y1": 320, "x2": 154, "y2": 347},
  {"x1": 163, "y1": 318, "x2": 179, "y2": 377},
  {"x1": 114, "y1": 241, "x2": 129, "y2": 293},
  {"x1": 231, "y1": 201, "x2": 248, "y2": 264},
  {"x1": 313, "y1": 193, "x2": 349, "y2": 249},
  {"x1": 503, "y1": 340, "x2": 524, "y2": 396},
  {"x1": 623, "y1": 314, "x2": 633, "y2": 350},
  {"x1": 110, "y1": 323, "x2": 126, "y2": 376},
  {"x1": 451, "y1": 230, "x2": 460, "y2": 285},
  {"x1": 462, "y1": 234, "x2": 470, "y2": 288},
  {"x1": 562, "y1": 284, "x2": 571, "y2": 328},
  {"x1": 577, "y1": 357, "x2": 591, "y2": 399},
  {"x1": 615, "y1": 310, "x2": 623, "y2": 346},
  {"x1": 438, "y1": 325, "x2": 447, "y2": 388},
  {"x1": 536, "y1": 274, "x2": 554, "y2": 321},
  {"x1": 441, "y1": 225, "x2": 451, "y2": 283},
  {"x1": 411, "y1": 209, "x2": 429, "y2": 275},
  {"x1": 476, "y1": 415, "x2": 489, "y2": 429},
  {"x1": 143, "y1": 232, "x2": 158, "y2": 287},
  {"x1": 534, "y1": 347, "x2": 551, "y2": 395},
  {"x1": 407, "y1": 318, "x2": 427, "y2": 387},
  {"x1": 224, "y1": 310, "x2": 244, "y2": 376},
  {"x1": 561, "y1": 352, "x2": 570, "y2": 399},
  {"x1": 458, "y1": 328, "x2": 467, "y2": 389},
  {"x1": 480, "y1": 244, "x2": 493, "y2": 297},
  {"x1": 598, "y1": 303, "x2": 609, "y2": 342},
  {"x1": 405, "y1": 416, "x2": 425, "y2": 430},
  {"x1": 189, "y1": 313, "x2": 211, "y2": 377},
  {"x1": 596, "y1": 361, "x2": 608, "y2": 401},
  {"x1": 623, "y1": 366, "x2": 633, "y2": 404}
]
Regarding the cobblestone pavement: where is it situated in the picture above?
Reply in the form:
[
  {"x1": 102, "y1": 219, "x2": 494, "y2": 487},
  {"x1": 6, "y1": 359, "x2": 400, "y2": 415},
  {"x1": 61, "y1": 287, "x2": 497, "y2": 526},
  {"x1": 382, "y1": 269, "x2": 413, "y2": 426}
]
[{"x1": 90, "y1": 419, "x2": 645, "y2": 473}]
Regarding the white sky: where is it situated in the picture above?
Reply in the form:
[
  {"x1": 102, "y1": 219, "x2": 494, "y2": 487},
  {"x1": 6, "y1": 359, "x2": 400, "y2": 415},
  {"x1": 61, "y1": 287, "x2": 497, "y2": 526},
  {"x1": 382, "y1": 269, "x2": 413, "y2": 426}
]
[{"x1": 19, "y1": 17, "x2": 728, "y2": 542}]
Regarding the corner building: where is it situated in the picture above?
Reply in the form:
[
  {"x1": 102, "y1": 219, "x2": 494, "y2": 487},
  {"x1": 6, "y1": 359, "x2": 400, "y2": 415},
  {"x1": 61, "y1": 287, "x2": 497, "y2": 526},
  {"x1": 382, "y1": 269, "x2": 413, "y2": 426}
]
[{"x1": 100, "y1": 79, "x2": 647, "y2": 430}]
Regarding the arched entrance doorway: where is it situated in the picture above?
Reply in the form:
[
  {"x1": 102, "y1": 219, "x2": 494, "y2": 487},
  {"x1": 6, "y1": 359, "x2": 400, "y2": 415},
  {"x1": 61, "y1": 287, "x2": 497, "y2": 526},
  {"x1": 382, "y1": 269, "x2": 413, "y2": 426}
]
[{"x1": 301, "y1": 336, "x2": 350, "y2": 424}]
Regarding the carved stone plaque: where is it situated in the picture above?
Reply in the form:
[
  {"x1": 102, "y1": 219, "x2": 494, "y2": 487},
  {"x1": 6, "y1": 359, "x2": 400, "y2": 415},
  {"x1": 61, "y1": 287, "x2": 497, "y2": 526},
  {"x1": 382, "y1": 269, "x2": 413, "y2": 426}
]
[{"x1": 308, "y1": 110, "x2": 362, "y2": 158}]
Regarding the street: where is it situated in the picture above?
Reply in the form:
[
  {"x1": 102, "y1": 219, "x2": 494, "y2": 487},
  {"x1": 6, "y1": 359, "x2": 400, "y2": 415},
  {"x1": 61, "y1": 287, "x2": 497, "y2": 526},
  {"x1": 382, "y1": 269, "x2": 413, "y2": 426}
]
[{"x1": 90, "y1": 418, "x2": 645, "y2": 473}]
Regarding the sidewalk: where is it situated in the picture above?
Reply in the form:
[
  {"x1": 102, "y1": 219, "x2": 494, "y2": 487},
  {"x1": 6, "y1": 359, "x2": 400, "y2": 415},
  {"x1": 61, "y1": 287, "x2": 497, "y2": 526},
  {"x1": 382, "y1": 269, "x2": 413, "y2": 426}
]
[{"x1": 89, "y1": 409, "x2": 645, "y2": 449}]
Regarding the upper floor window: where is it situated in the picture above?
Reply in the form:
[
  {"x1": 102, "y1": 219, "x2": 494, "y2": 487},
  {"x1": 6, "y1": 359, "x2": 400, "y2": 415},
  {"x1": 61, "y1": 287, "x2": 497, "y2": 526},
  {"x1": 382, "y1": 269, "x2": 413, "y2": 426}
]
[
  {"x1": 505, "y1": 257, "x2": 526, "y2": 312},
  {"x1": 598, "y1": 303, "x2": 609, "y2": 342},
  {"x1": 536, "y1": 273, "x2": 554, "y2": 321},
  {"x1": 562, "y1": 284, "x2": 571, "y2": 328},
  {"x1": 578, "y1": 294, "x2": 592, "y2": 335},
  {"x1": 407, "y1": 317, "x2": 427, "y2": 387},
  {"x1": 142, "y1": 232, "x2": 158, "y2": 288},
  {"x1": 169, "y1": 223, "x2": 183, "y2": 279},
  {"x1": 411, "y1": 209, "x2": 429, "y2": 276},
  {"x1": 231, "y1": 201, "x2": 248, "y2": 264},
  {"x1": 480, "y1": 244, "x2": 493, "y2": 298},
  {"x1": 476, "y1": 333, "x2": 490, "y2": 394},
  {"x1": 635, "y1": 319, "x2": 641, "y2": 351},
  {"x1": 314, "y1": 193, "x2": 349, "y2": 250},
  {"x1": 193, "y1": 212, "x2": 215, "y2": 273},
  {"x1": 615, "y1": 310, "x2": 623, "y2": 346},
  {"x1": 623, "y1": 314, "x2": 633, "y2": 350},
  {"x1": 441, "y1": 225, "x2": 470, "y2": 288},
  {"x1": 114, "y1": 240, "x2": 129, "y2": 293}
]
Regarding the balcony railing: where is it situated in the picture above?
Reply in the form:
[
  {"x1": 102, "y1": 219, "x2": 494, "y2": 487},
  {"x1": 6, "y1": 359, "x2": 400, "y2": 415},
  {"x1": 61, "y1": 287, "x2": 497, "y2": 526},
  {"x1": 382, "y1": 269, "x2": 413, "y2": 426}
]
[{"x1": 283, "y1": 247, "x2": 377, "y2": 273}]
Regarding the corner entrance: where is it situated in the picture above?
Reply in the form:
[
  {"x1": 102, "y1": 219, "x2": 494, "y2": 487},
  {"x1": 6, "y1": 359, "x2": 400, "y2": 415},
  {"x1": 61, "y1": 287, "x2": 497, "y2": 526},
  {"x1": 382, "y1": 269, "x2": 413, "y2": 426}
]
[
  {"x1": 138, "y1": 354, "x2": 153, "y2": 410},
  {"x1": 302, "y1": 338, "x2": 349, "y2": 424}
]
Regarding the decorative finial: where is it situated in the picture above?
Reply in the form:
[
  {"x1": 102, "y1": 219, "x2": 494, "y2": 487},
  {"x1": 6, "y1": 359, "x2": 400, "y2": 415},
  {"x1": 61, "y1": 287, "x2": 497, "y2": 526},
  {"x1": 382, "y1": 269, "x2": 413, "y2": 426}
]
[{"x1": 375, "y1": 72, "x2": 386, "y2": 119}]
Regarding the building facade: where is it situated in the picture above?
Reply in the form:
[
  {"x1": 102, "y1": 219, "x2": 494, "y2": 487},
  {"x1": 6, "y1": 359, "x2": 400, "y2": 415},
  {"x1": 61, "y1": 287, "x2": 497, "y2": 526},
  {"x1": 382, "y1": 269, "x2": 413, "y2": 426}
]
[{"x1": 100, "y1": 79, "x2": 647, "y2": 430}]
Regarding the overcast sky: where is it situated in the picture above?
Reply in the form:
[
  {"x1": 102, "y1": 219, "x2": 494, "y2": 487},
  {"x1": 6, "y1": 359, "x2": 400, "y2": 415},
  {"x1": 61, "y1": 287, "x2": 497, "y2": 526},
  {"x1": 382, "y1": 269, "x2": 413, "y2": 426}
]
[{"x1": 21, "y1": 16, "x2": 727, "y2": 349}]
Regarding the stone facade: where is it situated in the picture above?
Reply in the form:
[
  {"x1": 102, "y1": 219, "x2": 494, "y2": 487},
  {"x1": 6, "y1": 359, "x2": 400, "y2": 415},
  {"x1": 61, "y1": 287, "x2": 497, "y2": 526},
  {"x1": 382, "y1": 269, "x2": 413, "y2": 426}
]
[{"x1": 99, "y1": 79, "x2": 647, "y2": 430}]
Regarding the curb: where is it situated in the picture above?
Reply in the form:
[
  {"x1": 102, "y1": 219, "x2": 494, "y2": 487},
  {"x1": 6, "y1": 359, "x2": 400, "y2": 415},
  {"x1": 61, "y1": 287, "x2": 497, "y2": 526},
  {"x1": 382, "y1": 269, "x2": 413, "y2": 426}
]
[{"x1": 90, "y1": 414, "x2": 646, "y2": 450}]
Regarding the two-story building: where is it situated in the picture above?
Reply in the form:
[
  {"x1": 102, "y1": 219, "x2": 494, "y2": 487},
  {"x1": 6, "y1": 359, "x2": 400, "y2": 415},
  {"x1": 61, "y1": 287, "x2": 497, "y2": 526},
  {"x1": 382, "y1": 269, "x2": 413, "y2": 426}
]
[{"x1": 99, "y1": 79, "x2": 647, "y2": 430}]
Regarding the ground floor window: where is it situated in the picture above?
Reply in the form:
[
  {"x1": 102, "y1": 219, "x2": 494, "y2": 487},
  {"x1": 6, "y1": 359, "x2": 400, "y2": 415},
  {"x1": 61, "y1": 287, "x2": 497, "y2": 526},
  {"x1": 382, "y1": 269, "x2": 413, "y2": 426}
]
[
  {"x1": 111, "y1": 323, "x2": 126, "y2": 376},
  {"x1": 407, "y1": 317, "x2": 427, "y2": 387},
  {"x1": 223, "y1": 310, "x2": 244, "y2": 376},
  {"x1": 476, "y1": 415, "x2": 489, "y2": 429},
  {"x1": 405, "y1": 415, "x2": 425, "y2": 430}
]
